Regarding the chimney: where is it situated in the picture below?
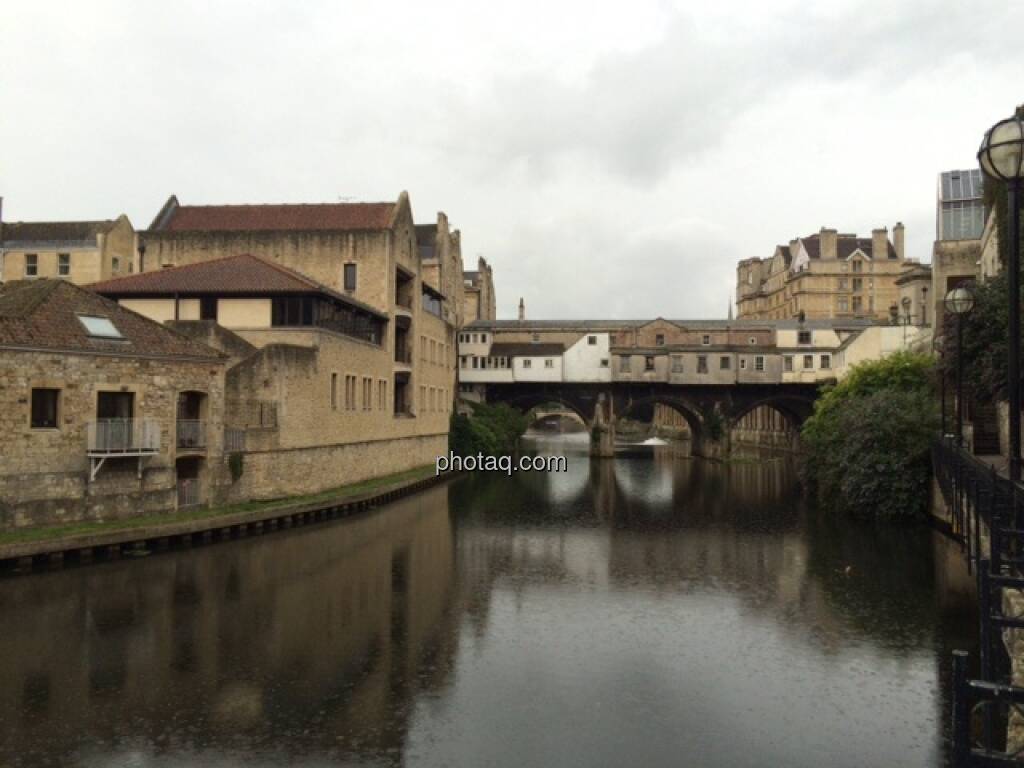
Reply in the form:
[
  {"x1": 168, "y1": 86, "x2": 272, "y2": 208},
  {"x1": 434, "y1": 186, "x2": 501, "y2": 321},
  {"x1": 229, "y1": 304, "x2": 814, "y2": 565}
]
[
  {"x1": 518, "y1": 297, "x2": 525, "y2": 322},
  {"x1": 819, "y1": 227, "x2": 838, "y2": 260},
  {"x1": 893, "y1": 222, "x2": 905, "y2": 260},
  {"x1": 872, "y1": 227, "x2": 889, "y2": 260}
]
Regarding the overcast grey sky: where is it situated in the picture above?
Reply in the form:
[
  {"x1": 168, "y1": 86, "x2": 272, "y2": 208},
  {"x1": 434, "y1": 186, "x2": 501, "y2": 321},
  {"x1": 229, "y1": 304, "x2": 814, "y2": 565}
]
[{"x1": 2, "y1": 0, "x2": 1022, "y2": 319}]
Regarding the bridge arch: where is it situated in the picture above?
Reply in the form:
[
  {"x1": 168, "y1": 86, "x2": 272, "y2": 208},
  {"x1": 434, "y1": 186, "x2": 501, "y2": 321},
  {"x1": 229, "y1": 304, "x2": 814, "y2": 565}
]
[
  {"x1": 615, "y1": 394, "x2": 705, "y2": 447},
  {"x1": 494, "y1": 393, "x2": 593, "y2": 427},
  {"x1": 728, "y1": 396, "x2": 813, "y2": 452}
]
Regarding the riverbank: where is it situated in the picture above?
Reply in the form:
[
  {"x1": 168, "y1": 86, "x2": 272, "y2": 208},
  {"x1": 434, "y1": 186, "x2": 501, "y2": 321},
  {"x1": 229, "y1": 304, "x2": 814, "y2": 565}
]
[{"x1": 0, "y1": 465, "x2": 450, "y2": 571}]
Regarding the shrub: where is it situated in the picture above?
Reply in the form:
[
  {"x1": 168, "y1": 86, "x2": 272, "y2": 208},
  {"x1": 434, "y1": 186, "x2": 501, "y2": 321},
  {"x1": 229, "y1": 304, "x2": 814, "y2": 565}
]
[
  {"x1": 450, "y1": 401, "x2": 528, "y2": 457},
  {"x1": 801, "y1": 352, "x2": 938, "y2": 519}
]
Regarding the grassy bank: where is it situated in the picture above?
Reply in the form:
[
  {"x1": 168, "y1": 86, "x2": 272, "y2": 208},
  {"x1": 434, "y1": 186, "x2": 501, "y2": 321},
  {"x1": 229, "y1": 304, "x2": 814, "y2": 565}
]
[{"x1": 0, "y1": 464, "x2": 437, "y2": 547}]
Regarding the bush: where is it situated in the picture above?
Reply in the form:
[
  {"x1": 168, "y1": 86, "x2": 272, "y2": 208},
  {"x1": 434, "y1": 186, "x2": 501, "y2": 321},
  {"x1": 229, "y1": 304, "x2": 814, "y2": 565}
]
[
  {"x1": 450, "y1": 401, "x2": 528, "y2": 457},
  {"x1": 801, "y1": 352, "x2": 938, "y2": 519}
]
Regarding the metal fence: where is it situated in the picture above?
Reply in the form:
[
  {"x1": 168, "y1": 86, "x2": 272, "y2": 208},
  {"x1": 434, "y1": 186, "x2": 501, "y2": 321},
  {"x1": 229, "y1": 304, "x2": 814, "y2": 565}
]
[
  {"x1": 176, "y1": 420, "x2": 207, "y2": 450},
  {"x1": 934, "y1": 436, "x2": 1024, "y2": 764},
  {"x1": 87, "y1": 419, "x2": 161, "y2": 454},
  {"x1": 177, "y1": 478, "x2": 200, "y2": 508}
]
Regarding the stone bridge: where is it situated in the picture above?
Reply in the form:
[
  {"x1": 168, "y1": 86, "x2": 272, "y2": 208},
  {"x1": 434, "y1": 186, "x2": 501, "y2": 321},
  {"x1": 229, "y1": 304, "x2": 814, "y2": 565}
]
[{"x1": 484, "y1": 381, "x2": 820, "y2": 458}]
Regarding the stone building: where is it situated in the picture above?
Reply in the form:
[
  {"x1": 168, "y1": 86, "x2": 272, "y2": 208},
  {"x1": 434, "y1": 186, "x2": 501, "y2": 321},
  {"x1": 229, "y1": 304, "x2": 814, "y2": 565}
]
[
  {"x1": 931, "y1": 170, "x2": 988, "y2": 336},
  {"x1": 416, "y1": 213, "x2": 466, "y2": 328},
  {"x1": 895, "y1": 262, "x2": 932, "y2": 327},
  {"x1": 736, "y1": 225, "x2": 907, "y2": 321},
  {"x1": 0, "y1": 279, "x2": 227, "y2": 528},
  {"x1": 91, "y1": 251, "x2": 454, "y2": 501},
  {"x1": 463, "y1": 257, "x2": 496, "y2": 323},
  {"x1": 0, "y1": 213, "x2": 136, "y2": 284}
]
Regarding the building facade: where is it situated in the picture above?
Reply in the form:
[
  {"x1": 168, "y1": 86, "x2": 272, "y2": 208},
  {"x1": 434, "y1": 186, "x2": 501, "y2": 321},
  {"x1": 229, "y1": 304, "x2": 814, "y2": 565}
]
[
  {"x1": 94, "y1": 235, "x2": 456, "y2": 500},
  {"x1": 462, "y1": 257, "x2": 496, "y2": 323},
  {"x1": 736, "y1": 225, "x2": 907, "y2": 321},
  {"x1": 0, "y1": 214, "x2": 136, "y2": 285},
  {"x1": 0, "y1": 280, "x2": 227, "y2": 528}
]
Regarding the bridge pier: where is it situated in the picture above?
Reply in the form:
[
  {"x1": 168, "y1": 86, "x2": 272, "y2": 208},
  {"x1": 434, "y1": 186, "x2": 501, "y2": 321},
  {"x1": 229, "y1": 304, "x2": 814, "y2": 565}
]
[{"x1": 590, "y1": 392, "x2": 616, "y2": 458}]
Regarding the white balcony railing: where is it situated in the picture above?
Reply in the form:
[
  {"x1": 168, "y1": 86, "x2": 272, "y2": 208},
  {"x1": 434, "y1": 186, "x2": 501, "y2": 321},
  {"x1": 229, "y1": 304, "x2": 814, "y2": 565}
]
[
  {"x1": 176, "y1": 420, "x2": 207, "y2": 450},
  {"x1": 87, "y1": 418, "x2": 161, "y2": 455},
  {"x1": 177, "y1": 478, "x2": 201, "y2": 508}
]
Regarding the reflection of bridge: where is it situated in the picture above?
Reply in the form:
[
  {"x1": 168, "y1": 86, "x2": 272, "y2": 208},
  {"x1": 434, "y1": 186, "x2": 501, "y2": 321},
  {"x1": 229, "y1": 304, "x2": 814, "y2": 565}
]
[{"x1": 488, "y1": 382, "x2": 818, "y2": 458}]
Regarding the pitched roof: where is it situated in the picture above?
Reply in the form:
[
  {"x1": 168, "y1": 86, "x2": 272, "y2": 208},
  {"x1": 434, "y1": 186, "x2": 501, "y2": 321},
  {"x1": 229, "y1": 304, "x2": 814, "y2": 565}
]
[
  {"x1": 151, "y1": 201, "x2": 396, "y2": 233},
  {"x1": 800, "y1": 233, "x2": 897, "y2": 259},
  {"x1": 1, "y1": 220, "x2": 117, "y2": 246},
  {"x1": 88, "y1": 254, "x2": 387, "y2": 319},
  {"x1": 0, "y1": 280, "x2": 224, "y2": 360},
  {"x1": 489, "y1": 342, "x2": 565, "y2": 357}
]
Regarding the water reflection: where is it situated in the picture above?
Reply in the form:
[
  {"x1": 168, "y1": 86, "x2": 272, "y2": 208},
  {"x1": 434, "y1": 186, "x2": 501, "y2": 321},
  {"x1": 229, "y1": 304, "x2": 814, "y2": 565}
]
[{"x1": 0, "y1": 439, "x2": 977, "y2": 768}]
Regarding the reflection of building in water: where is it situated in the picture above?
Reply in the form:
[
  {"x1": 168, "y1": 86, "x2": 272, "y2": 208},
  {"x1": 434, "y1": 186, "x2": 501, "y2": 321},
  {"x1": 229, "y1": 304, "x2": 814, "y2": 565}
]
[
  {"x1": 0, "y1": 487, "x2": 457, "y2": 765},
  {"x1": 731, "y1": 405, "x2": 800, "y2": 452}
]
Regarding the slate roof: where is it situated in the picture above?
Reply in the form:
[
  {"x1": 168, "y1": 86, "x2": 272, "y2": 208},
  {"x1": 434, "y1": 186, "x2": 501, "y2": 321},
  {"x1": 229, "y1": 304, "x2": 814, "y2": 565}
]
[
  {"x1": 800, "y1": 233, "x2": 897, "y2": 259},
  {"x1": 1, "y1": 220, "x2": 117, "y2": 247},
  {"x1": 467, "y1": 318, "x2": 878, "y2": 331},
  {"x1": 0, "y1": 280, "x2": 224, "y2": 360},
  {"x1": 89, "y1": 254, "x2": 387, "y2": 318},
  {"x1": 152, "y1": 202, "x2": 396, "y2": 233},
  {"x1": 489, "y1": 342, "x2": 566, "y2": 357}
]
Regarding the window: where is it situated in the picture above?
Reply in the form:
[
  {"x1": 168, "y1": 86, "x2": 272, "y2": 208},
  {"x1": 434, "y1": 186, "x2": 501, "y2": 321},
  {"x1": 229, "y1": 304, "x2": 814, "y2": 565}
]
[
  {"x1": 619, "y1": 356, "x2": 631, "y2": 372},
  {"x1": 838, "y1": 277, "x2": 848, "y2": 290},
  {"x1": 697, "y1": 355, "x2": 708, "y2": 374},
  {"x1": 803, "y1": 355, "x2": 814, "y2": 370},
  {"x1": 343, "y1": 263, "x2": 357, "y2": 291},
  {"x1": 784, "y1": 355, "x2": 794, "y2": 372},
  {"x1": 77, "y1": 315, "x2": 123, "y2": 339},
  {"x1": 472, "y1": 357, "x2": 479, "y2": 369},
  {"x1": 701, "y1": 334, "x2": 710, "y2": 346},
  {"x1": 588, "y1": 335, "x2": 597, "y2": 345},
  {"x1": 852, "y1": 296, "x2": 863, "y2": 312},
  {"x1": 820, "y1": 354, "x2": 831, "y2": 370},
  {"x1": 363, "y1": 377, "x2": 372, "y2": 410},
  {"x1": 25, "y1": 254, "x2": 38, "y2": 277},
  {"x1": 671, "y1": 355, "x2": 683, "y2": 373},
  {"x1": 532, "y1": 333, "x2": 540, "y2": 342},
  {"x1": 749, "y1": 337, "x2": 756, "y2": 345},
  {"x1": 852, "y1": 260, "x2": 863, "y2": 273},
  {"x1": 58, "y1": 253, "x2": 70, "y2": 276},
  {"x1": 31, "y1": 388, "x2": 59, "y2": 429},
  {"x1": 755, "y1": 355, "x2": 765, "y2": 372},
  {"x1": 378, "y1": 379, "x2": 387, "y2": 410},
  {"x1": 720, "y1": 356, "x2": 731, "y2": 370},
  {"x1": 645, "y1": 356, "x2": 655, "y2": 371},
  {"x1": 331, "y1": 373, "x2": 338, "y2": 410},
  {"x1": 200, "y1": 297, "x2": 217, "y2": 321},
  {"x1": 112, "y1": 257, "x2": 121, "y2": 273},
  {"x1": 523, "y1": 359, "x2": 532, "y2": 369},
  {"x1": 460, "y1": 356, "x2": 467, "y2": 369},
  {"x1": 655, "y1": 334, "x2": 665, "y2": 346},
  {"x1": 481, "y1": 334, "x2": 487, "y2": 343},
  {"x1": 852, "y1": 277, "x2": 863, "y2": 292},
  {"x1": 544, "y1": 359, "x2": 554, "y2": 368},
  {"x1": 838, "y1": 297, "x2": 849, "y2": 312},
  {"x1": 420, "y1": 386, "x2": 426, "y2": 410},
  {"x1": 740, "y1": 358, "x2": 747, "y2": 370},
  {"x1": 600, "y1": 358, "x2": 609, "y2": 367},
  {"x1": 797, "y1": 330, "x2": 811, "y2": 345}
]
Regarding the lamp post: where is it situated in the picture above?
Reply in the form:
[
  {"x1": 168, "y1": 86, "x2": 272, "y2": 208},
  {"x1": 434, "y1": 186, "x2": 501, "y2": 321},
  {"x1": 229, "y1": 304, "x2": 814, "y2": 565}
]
[
  {"x1": 946, "y1": 286, "x2": 976, "y2": 447},
  {"x1": 979, "y1": 108, "x2": 1024, "y2": 478}
]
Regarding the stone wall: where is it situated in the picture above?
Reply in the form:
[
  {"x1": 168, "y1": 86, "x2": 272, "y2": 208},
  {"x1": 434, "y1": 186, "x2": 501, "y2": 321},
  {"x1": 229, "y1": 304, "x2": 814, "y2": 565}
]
[
  {"x1": 0, "y1": 348, "x2": 227, "y2": 528},
  {"x1": 223, "y1": 433, "x2": 445, "y2": 501}
]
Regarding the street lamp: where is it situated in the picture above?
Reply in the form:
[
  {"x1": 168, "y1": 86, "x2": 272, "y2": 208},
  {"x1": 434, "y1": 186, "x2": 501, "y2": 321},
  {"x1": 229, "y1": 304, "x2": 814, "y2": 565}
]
[
  {"x1": 946, "y1": 285, "x2": 976, "y2": 447},
  {"x1": 979, "y1": 107, "x2": 1024, "y2": 479}
]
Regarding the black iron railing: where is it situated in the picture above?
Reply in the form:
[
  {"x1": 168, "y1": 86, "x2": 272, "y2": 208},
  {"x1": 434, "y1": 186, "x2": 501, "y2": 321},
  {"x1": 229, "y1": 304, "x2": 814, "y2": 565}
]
[{"x1": 934, "y1": 436, "x2": 1024, "y2": 765}]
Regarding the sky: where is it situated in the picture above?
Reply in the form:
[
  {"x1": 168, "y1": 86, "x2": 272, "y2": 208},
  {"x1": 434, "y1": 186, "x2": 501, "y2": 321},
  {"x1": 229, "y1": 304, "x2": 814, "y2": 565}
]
[{"x1": 1, "y1": 0, "x2": 1022, "y2": 319}]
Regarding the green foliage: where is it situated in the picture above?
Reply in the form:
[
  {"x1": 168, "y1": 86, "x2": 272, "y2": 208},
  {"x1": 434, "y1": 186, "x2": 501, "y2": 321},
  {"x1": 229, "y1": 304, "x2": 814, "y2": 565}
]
[
  {"x1": 450, "y1": 402, "x2": 528, "y2": 457},
  {"x1": 703, "y1": 407, "x2": 724, "y2": 442},
  {"x1": 802, "y1": 352, "x2": 938, "y2": 519},
  {"x1": 228, "y1": 452, "x2": 244, "y2": 483},
  {"x1": 939, "y1": 271, "x2": 1014, "y2": 400}
]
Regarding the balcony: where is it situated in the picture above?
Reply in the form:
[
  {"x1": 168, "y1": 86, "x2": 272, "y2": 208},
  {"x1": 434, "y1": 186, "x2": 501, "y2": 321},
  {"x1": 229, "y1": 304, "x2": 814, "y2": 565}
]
[
  {"x1": 395, "y1": 347, "x2": 413, "y2": 366},
  {"x1": 176, "y1": 420, "x2": 207, "y2": 451},
  {"x1": 88, "y1": 418, "x2": 160, "y2": 455},
  {"x1": 87, "y1": 418, "x2": 161, "y2": 482}
]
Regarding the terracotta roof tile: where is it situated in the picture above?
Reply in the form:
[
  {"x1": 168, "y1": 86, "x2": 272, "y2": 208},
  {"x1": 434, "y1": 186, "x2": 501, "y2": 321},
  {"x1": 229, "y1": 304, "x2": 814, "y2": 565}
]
[
  {"x1": 0, "y1": 280, "x2": 224, "y2": 360},
  {"x1": 156, "y1": 203, "x2": 395, "y2": 233}
]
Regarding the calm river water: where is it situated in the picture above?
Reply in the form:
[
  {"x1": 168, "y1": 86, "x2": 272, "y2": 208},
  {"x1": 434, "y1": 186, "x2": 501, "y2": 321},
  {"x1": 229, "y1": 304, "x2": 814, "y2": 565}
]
[{"x1": 0, "y1": 435, "x2": 977, "y2": 767}]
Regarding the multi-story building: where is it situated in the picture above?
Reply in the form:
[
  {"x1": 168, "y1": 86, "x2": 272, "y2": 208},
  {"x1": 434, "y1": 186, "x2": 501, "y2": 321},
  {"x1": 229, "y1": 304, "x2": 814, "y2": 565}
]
[
  {"x1": 462, "y1": 257, "x2": 496, "y2": 323},
  {"x1": 0, "y1": 279, "x2": 228, "y2": 528},
  {"x1": 416, "y1": 214, "x2": 466, "y2": 328},
  {"x1": 736, "y1": 225, "x2": 907, "y2": 321},
  {"x1": 107, "y1": 191, "x2": 461, "y2": 498},
  {"x1": 932, "y1": 170, "x2": 987, "y2": 335},
  {"x1": 0, "y1": 213, "x2": 136, "y2": 284}
]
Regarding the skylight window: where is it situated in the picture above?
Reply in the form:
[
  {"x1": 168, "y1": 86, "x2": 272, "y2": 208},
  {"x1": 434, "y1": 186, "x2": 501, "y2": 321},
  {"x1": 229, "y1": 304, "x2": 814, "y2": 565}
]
[{"x1": 78, "y1": 315, "x2": 123, "y2": 339}]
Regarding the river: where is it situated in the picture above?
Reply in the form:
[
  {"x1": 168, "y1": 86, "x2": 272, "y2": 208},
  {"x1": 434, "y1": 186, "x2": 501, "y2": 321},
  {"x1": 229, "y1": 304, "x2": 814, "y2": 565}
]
[{"x1": 0, "y1": 434, "x2": 977, "y2": 767}]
